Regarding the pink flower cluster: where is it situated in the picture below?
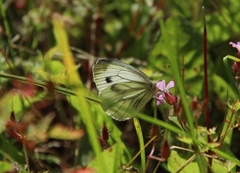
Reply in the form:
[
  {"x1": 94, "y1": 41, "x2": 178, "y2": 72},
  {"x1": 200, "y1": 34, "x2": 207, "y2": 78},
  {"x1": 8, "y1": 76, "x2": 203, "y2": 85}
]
[{"x1": 156, "y1": 80, "x2": 175, "y2": 105}]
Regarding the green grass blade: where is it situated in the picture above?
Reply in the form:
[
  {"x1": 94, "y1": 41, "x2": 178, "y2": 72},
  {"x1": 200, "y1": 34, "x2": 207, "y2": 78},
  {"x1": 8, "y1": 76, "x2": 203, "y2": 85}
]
[
  {"x1": 223, "y1": 55, "x2": 240, "y2": 99},
  {"x1": 133, "y1": 118, "x2": 146, "y2": 172},
  {"x1": 52, "y1": 15, "x2": 106, "y2": 171}
]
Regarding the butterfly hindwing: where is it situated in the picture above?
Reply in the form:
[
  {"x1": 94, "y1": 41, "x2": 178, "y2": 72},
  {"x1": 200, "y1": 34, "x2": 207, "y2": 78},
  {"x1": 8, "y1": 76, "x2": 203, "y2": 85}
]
[
  {"x1": 100, "y1": 82, "x2": 153, "y2": 120},
  {"x1": 92, "y1": 58, "x2": 155, "y2": 121}
]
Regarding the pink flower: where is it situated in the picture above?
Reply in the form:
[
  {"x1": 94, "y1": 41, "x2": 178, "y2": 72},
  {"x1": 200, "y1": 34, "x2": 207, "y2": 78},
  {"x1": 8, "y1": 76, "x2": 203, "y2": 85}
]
[
  {"x1": 229, "y1": 42, "x2": 240, "y2": 52},
  {"x1": 156, "y1": 80, "x2": 175, "y2": 105},
  {"x1": 230, "y1": 41, "x2": 240, "y2": 69}
]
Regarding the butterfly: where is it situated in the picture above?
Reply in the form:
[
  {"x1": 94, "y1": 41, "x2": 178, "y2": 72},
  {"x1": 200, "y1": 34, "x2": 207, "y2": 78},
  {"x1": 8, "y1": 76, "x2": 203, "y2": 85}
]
[{"x1": 92, "y1": 58, "x2": 155, "y2": 121}]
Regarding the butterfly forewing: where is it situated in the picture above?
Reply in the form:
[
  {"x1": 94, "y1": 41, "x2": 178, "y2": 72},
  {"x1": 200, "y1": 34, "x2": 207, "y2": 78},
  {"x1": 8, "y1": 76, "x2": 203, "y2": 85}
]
[{"x1": 92, "y1": 58, "x2": 155, "y2": 121}]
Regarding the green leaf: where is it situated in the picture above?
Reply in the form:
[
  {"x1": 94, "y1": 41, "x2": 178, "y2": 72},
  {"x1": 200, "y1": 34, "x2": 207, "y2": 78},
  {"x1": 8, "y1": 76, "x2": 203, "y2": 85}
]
[
  {"x1": 88, "y1": 142, "x2": 124, "y2": 173},
  {"x1": 0, "y1": 161, "x2": 14, "y2": 173},
  {"x1": 168, "y1": 150, "x2": 201, "y2": 173}
]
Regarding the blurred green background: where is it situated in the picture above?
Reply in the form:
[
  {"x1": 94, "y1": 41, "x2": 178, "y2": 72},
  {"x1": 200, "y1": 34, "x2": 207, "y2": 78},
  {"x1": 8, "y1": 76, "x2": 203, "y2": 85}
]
[{"x1": 1, "y1": 0, "x2": 240, "y2": 172}]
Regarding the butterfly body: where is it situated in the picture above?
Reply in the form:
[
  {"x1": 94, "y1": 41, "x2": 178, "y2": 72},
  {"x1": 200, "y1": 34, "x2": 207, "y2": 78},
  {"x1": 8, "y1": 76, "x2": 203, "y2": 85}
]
[{"x1": 92, "y1": 58, "x2": 155, "y2": 121}]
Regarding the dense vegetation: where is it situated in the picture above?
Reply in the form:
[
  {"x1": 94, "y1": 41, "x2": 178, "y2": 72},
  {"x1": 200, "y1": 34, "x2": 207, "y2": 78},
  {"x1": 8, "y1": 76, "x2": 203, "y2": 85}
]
[{"x1": 0, "y1": 1, "x2": 240, "y2": 172}]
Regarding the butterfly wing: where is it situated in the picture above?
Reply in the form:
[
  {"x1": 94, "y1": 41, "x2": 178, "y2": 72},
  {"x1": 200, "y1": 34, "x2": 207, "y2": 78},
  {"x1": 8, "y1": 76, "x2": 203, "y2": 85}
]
[{"x1": 92, "y1": 58, "x2": 154, "y2": 121}]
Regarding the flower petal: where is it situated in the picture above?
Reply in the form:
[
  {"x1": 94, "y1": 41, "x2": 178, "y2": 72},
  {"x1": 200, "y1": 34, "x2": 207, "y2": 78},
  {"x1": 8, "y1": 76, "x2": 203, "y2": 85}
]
[
  {"x1": 229, "y1": 42, "x2": 240, "y2": 51},
  {"x1": 166, "y1": 81, "x2": 174, "y2": 89},
  {"x1": 229, "y1": 42, "x2": 237, "y2": 47},
  {"x1": 156, "y1": 80, "x2": 166, "y2": 91},
  {"x1": 156, "y1": 94, "x2": 164, "y2": 105}
]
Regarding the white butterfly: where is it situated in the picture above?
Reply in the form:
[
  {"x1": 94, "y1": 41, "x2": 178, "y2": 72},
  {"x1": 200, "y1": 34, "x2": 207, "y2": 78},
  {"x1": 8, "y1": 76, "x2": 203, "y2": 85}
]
[{"x1": 92, "y1": 58, "x2": 155, "y2": 121}]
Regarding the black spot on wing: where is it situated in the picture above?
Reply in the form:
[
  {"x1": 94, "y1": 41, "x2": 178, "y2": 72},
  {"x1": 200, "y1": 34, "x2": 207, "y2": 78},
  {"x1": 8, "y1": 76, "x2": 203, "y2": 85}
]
[{"x1": 106, "y1": 77, "x2": 112, "y2": 83}]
